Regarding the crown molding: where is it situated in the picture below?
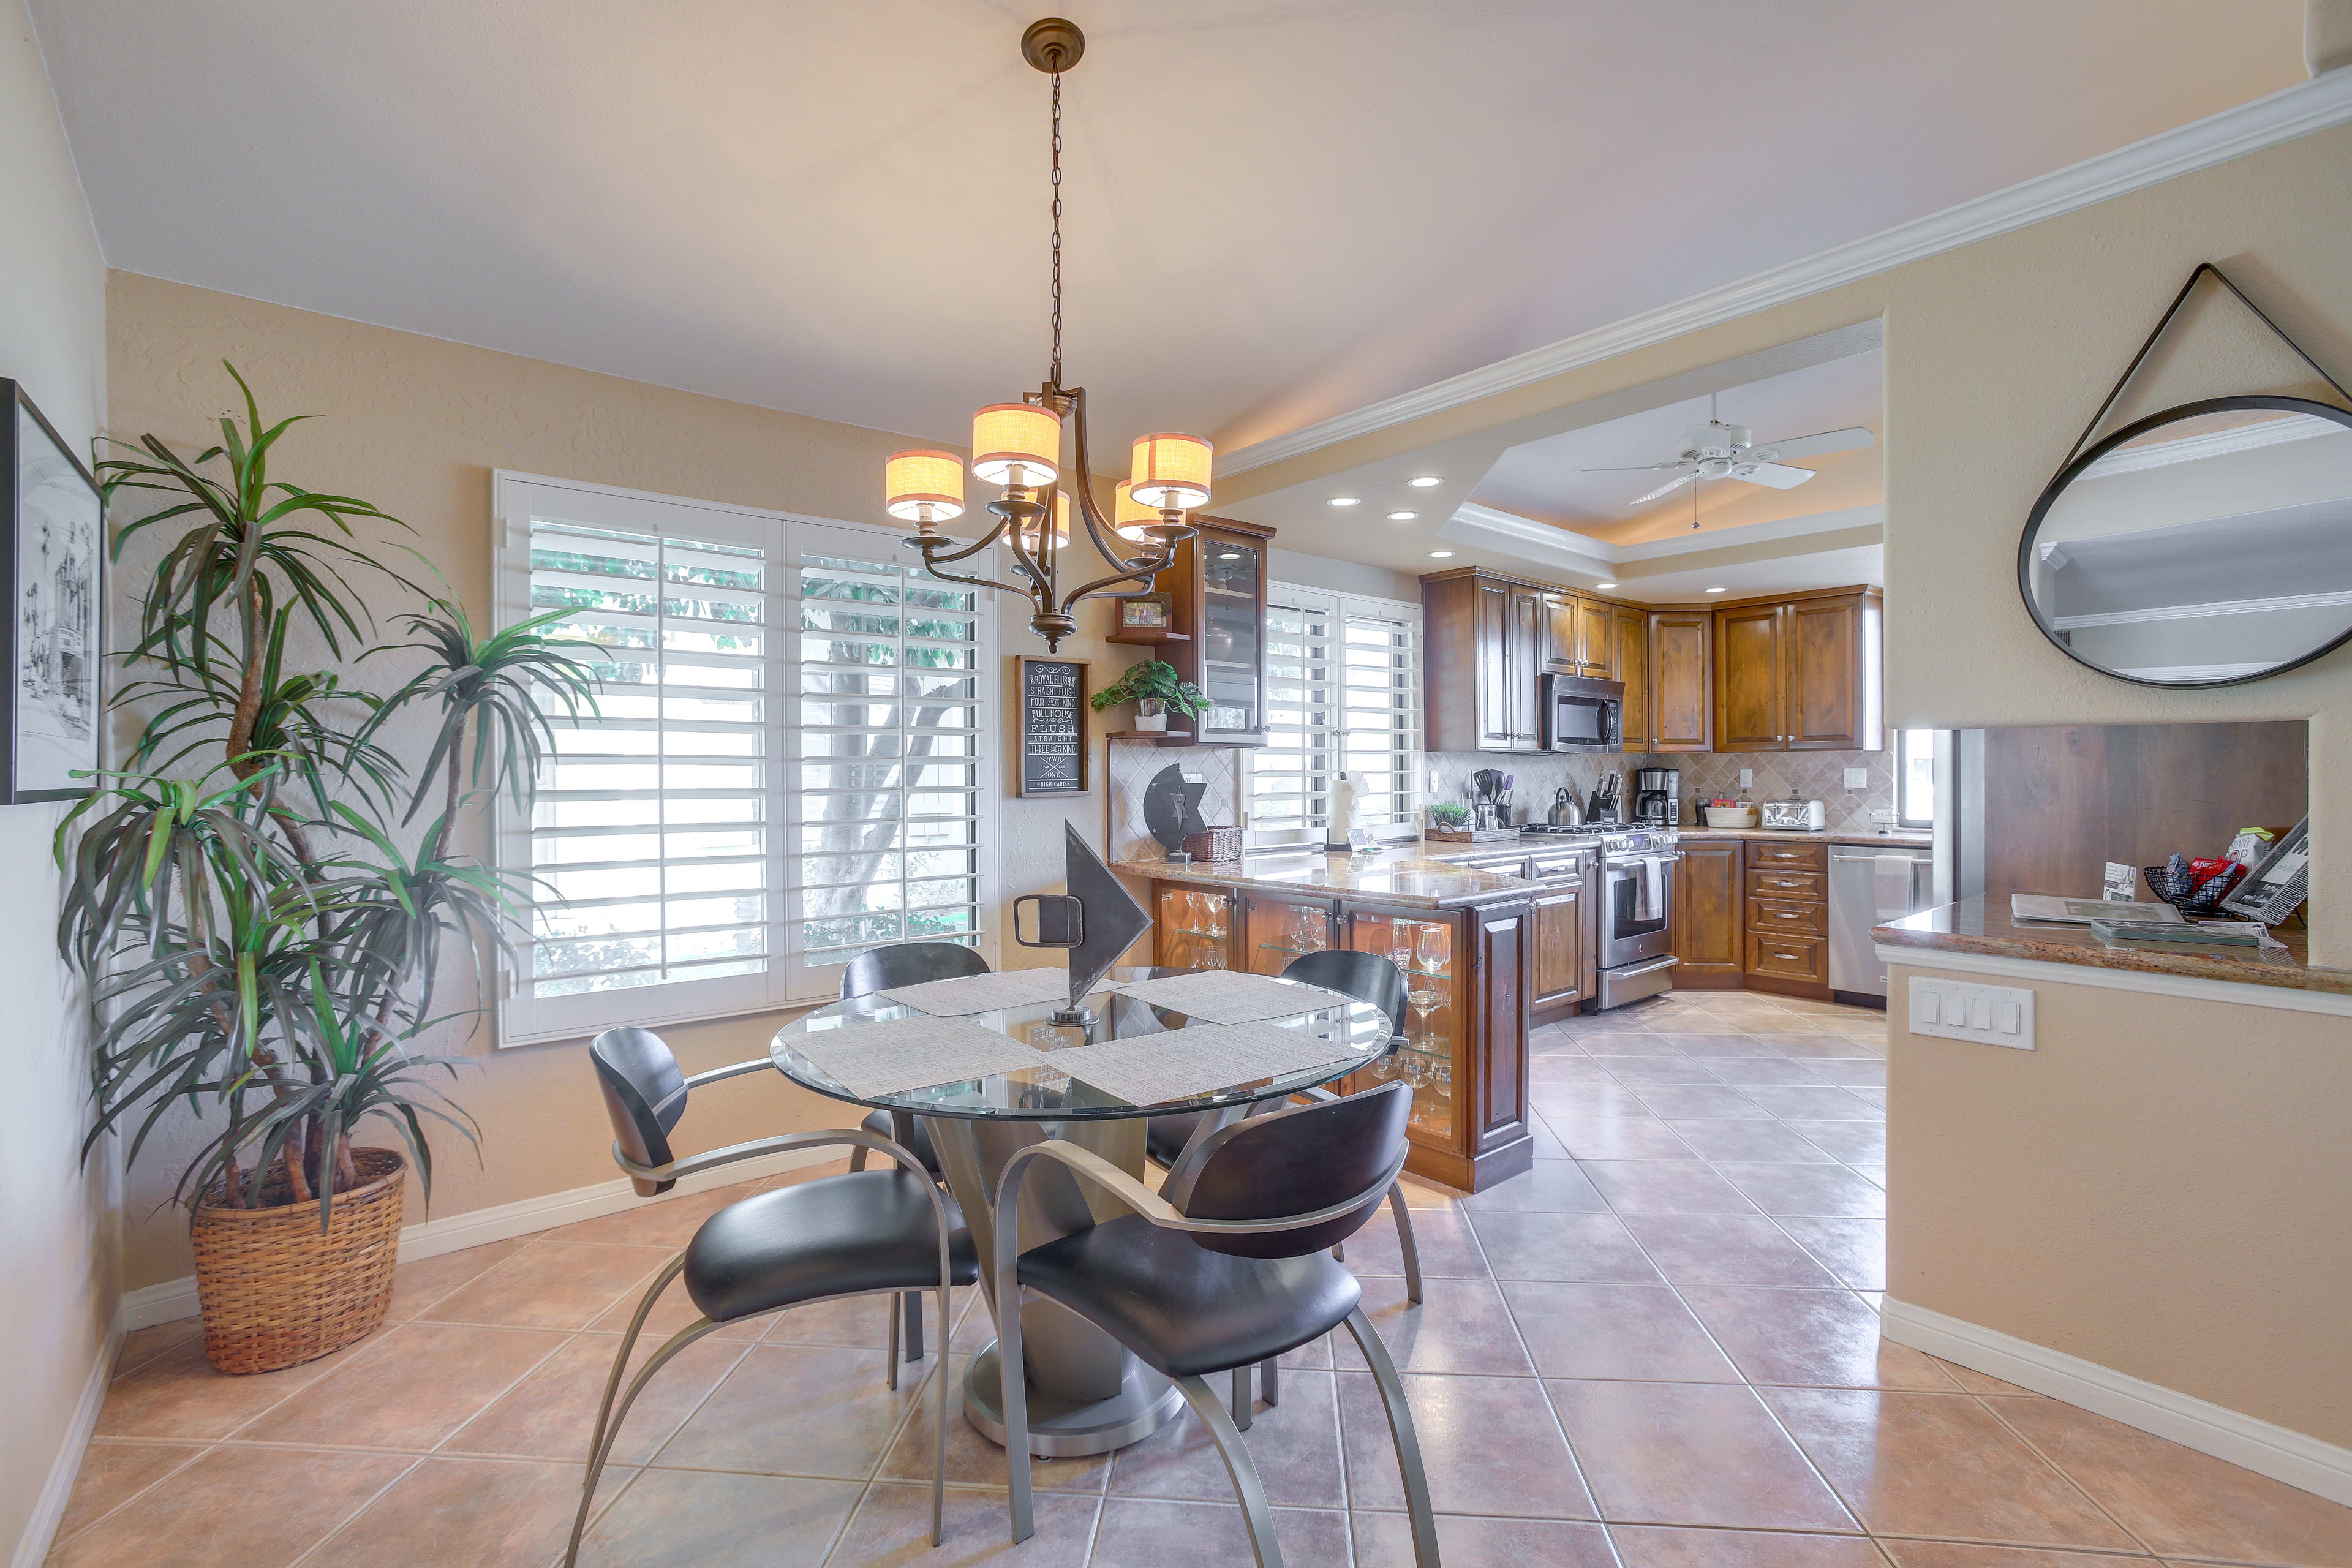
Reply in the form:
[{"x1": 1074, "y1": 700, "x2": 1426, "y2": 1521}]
[
  {"x1": 1220, "y1": 70, "x2": 2352, "y2": 478},
  {"x1": 2081, "y1": 410, "x2": 2343, "y2": 477},
  {"x1": 2049, "y1": 586, "x2": 2352, "y2": 631},
  {"x1": 1442, "y1": 500, "x2": 1885, "y2": 569}
]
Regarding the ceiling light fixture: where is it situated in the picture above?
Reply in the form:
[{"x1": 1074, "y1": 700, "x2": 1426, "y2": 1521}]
[
  {"x1": 1428, "y1": 550, "x2": 1454, "y2": 559},
  {"x1": 883, "y1": 19, "x2": 1202, "y2": 651},
  {"x1": 1327, "y1": 496, "x2": 1363, "y2": 507},
  {"x1": 1385, "y1": 511, "x2": 1417, "y2": 522},
  {"x1": 1594, "y1": 581, "x2": 1616, "y2": 590},
  {"x1": 1705, "y1": 586, "x2": 1727, "y2": 594},
  {"x1": 1406, "y1": 475, "x2": 1442, "y2": 488}
]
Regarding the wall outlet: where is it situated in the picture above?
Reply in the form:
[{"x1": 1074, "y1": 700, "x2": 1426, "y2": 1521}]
[
  {"x1": 1907, "y1": 977, "x2": 2034, "y2": 1049},
  {"x1": 1738, "y1": 768, "x2": 1753, "y2": 791},
  {"x1": 1844, "y1": 767, "x2": 1868, "y2": 789}
]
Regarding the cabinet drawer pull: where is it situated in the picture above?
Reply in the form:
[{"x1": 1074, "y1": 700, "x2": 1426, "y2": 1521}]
[
  {"x1": 1772, "y1": 949, "x2": 1801, "y2": 961},
  {"x1": 1774, "y1": 910, "x2": 1800, "y2": 919},
  {"x1": 1773, "y1": 878, "x2": 1801, "y2": 888}
]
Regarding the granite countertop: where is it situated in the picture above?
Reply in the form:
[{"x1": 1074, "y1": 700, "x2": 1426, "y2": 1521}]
[
  {"x1": 1113, "y1": 847, "x2": 1537, "y2": 910},
  {"x1": 1875, "y1": 896, "x2": 2341, "y2": 997},
  {"x1": 1679, "y1": 826, "x2": 1934, "y2": 848}
]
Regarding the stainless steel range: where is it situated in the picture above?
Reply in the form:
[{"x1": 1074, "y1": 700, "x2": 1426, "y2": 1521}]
[{"x1": 1523, "y1": 822, "x2": 1682, "y2": 1009}]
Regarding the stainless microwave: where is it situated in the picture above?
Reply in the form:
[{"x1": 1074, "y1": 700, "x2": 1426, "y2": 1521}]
[{"x1": 1544, "y1": 673, "x2": 1624, "y2": 753}]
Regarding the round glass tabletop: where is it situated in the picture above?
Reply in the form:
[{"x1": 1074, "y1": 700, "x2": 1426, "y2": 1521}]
[{"x1": 769, "y1": 966, "x2": 1392, "y2": 1121}]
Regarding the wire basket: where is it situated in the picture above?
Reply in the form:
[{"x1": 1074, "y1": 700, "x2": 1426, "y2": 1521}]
[{"x1": 2141, "y1": 859, "x2": 2243, "y2": 919}]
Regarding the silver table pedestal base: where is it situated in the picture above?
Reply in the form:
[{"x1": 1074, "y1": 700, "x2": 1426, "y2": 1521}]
[{"x1": 959, "y1": 1343, "x2": 1185, "y2": 1457}]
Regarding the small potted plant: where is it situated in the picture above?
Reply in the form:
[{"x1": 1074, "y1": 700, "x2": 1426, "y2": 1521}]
[
  {"x1": 1091, "y1": 659, "x2": 1208, "y2": 733},
  {"x1": 1427, "y1": 804, "x2": 1469, "y2": 833}
]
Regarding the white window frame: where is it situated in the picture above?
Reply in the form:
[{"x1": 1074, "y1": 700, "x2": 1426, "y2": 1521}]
[
  {"x1": 492, "y1": 471, "x2": 1000, "y2": 1049},
  {"x1": 1247, "y1": 582, "x2": 1423, "y2": 850}
]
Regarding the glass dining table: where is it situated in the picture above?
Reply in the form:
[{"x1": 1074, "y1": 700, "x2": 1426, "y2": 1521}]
[{"x1": 769, "y1": 965, "x2": 1392, "y2": 1458}]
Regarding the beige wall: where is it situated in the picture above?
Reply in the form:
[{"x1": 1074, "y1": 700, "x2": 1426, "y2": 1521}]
[
  {"x1": 1887, "y1": 962, "x2": 2352, "y2": 1449},
  {"x1": 0, "y1": 2, "x2": 118, "y2": 1556},
  {"x1": 104, "y1": 272, "x2": 1139, "y2": 1291},
  {"x1": 1223, "y1": 120, "x2": 2352, "y2": 965}
]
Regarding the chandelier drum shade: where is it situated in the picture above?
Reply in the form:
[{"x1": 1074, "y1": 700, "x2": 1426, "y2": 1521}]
[{"x1": 883, "y1": 18, "x2": 1210, "y2": 651}]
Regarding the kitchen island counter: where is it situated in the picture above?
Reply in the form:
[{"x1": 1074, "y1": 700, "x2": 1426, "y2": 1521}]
[{"x1": 1112, "y1": 846, "x2": 1537, "y2": 911}]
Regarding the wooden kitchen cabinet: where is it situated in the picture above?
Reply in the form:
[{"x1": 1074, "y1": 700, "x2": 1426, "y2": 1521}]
[
  {"x1": 1577, "y1": 598, "x2": 1612, "y2": 677},
  {"x1": 1147, "y1": 514, "x2": 1276, "y2": 748},
  {"x1": 1741, "y1": 839, "x2": 1831, "y2": 996},
  {"x1": 1668, "y1": 838, "x2": 1744, "y2": 987},
  {"x1": 1425, "y1": 570, "x2": 1545, "y2": 753},
  {"x1": 1713, "y1": 588, "x2": 1883, "y2": 753},
  {"x1": 1542, "y1": 592, "x2": 1580, "y2": 673},
  {"x1": 1154, "y1": 884, "x2": 1234, "y2": 971},
  {"x1": 1614, "y1": 606, "x2": 1649, "y2": 750},
  {"x1": 1507, "y1": 584, "x2": 1543, "y2": 748},
  {"x1": 1648, "y1": 611, "x2": 1713, "y2": 753},
  {"x1": 1240, "y1": 889, "x2": 1336, "y2": 976}
]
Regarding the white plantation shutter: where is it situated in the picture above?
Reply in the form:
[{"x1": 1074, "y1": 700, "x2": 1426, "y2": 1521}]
[
  {"x1": 1248, "y1": 584, "x2": 1421, "y2": 848},
  {"x1": 493, "y1": 475, "x2": 995, "y2": 1047}
]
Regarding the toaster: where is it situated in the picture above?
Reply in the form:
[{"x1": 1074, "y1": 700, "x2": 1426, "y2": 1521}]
[{"x1": 1760, "y1": 798, "x2": 1827, "y2": 831}]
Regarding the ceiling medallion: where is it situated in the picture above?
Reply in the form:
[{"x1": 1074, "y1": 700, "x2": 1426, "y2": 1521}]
[{"x1": 883, "y1": 18, "x2": 1208, "y2": 652}]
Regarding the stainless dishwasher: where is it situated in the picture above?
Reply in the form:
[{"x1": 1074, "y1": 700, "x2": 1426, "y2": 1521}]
[{"x1": 1827, "y1": 845, "x2": 1934, "y2": 998}]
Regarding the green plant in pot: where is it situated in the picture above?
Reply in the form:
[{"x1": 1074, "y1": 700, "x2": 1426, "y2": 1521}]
[
  {"x1": 1090, "y1": 658, "x2": 1207, "y2": 733},
  {"x1": 61, "y1": 364, "x2": 599, "y2": 1373}
]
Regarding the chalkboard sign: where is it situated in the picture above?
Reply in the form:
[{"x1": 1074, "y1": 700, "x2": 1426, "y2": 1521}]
[{"x1": 1017, "y1": 656, "x2": 1088, "y2": 798}]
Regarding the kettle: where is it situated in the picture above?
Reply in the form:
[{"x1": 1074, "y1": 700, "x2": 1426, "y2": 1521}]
[{"x1": 1548, "y1": 786, "x2": 1581, "y2": 827}]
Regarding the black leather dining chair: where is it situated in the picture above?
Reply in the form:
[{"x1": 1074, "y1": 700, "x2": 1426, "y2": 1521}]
[
  {"x1": 993, "y1": 1082, "x2": 1439, "y2": 1566},
  {"x1": 837, "y1": 940, "x2": 990, "y2": 1362},
  {"x1": 569, "y1": 1027, "x2": 977, "y2": 1562},
  {"x1": 1145, "y1": 948, "x2": 1424, "y2": 1316}
]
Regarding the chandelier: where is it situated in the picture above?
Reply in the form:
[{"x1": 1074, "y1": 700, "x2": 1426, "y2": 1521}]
[{"x1": 882, "y1": 18, "x2": 1208, "y2": 652}]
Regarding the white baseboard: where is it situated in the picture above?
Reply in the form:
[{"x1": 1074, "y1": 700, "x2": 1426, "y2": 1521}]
[
  {"x1": 115, "y1": 1144, "x2": 845, "y2": 1332},
  {"x1": 1882, "y1": 1297, "x2": 2352, "y2": 1507},
  {"x1": 11, "y1": 1324, "x2": 121, "y2": 1568}
]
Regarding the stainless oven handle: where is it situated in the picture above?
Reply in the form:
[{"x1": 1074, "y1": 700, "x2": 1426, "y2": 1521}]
[{"x1": 1607, "y1": 954, "x2": 1679, "y2": 979}]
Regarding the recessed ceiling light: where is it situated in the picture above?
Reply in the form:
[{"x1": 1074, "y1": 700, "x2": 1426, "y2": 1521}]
[
  {"x1": 1594, "y1": 581, "x2": 1616, "y2": 590},
  {"x1": 1428, "y1": 550, "x2": 1454, "y2": 559},
  {"x1": 1327, "y1": 496, "x2": 1362, "y2": 507},
  {"x1": 1386, "y1": 511, "x2": 1418, "y2": 522},
  {"x1": 1705, "y1": 586, "x2": 1727, "y2": 594},
  {"x1": 1406, "y1": 475, "x2": 1442, "y2": 488}
]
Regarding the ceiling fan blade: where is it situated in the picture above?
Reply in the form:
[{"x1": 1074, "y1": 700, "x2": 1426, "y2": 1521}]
[
  {"x1": 1580, "y1": 461, "x2": 1686, "y2": 473},
  {"x1": 1746, "y1": 426, "x2": 1874, "y2": 464},
  {"x1": 1733, "y1": 461, "x2": 1815, "y2": 489},
  {"x1": 1629, "y1": 472, "x2": 1698, "y2": 506}
]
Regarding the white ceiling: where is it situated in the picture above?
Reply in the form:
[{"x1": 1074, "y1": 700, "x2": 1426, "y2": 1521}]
[{"x1": 31, "y1": 1, "x2": 2305, "y2": 462}]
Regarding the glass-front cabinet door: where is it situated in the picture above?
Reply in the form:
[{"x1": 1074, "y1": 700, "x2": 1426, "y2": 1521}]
[
  {"x1": 1346, "y1": 909, "x2": 1458, "y2": 1145},
  {"x1": 1155, "y1": 884, "x2": 1235, "y2": 971},
  {"x1": 1199, "y1": 535, "x2": 1262, "y2": 741},
  {"x1": 1241, "y1": 891, "x2": 1335, "y2": 977}
]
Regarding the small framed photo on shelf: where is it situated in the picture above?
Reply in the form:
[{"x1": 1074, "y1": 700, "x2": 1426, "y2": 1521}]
[
  {"x1": 1117, "y1": 592, "x2": 1171, "y2": 631},
  {"x1": 2, "y1": 380, "x2": 102, "y2": 804}
]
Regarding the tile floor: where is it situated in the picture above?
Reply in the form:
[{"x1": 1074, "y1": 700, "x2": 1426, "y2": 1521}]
[{"x1": 54, "y1": 991, "x2": 2352, "y2": 1567}]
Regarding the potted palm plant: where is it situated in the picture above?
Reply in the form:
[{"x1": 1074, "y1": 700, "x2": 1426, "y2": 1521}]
[
  {"x1": 61, "y1": 364, "x2": 598, "y2": 1373},
  {"x1": 1090, "y1": 658, "x2": 1208, "y2": 733}
]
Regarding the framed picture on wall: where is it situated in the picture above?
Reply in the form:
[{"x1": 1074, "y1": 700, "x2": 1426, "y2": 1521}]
[{"x1": 3, "y1": 380, "x2": 103, "y2": 803}]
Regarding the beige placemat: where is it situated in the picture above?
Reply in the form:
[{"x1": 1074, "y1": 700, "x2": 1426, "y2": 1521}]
[
  {"x1": 1050, "y1": 1019, "x2": 1362, "y2": 1106},
  {"x1": 1109, "y1": 970, "x2": 1354, "y2": 1024},
  {"x1": 784, "y1": 1014, "x2": 1054, "y2": 1099},
  {"x1": 877, "y1": 967, "x2": 1074, "y2": 1016}
]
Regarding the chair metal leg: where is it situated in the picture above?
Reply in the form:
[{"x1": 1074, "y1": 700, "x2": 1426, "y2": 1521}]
[
  {"x1": 1342, "y1": 1306, "x2": 1440, "y2": 1567},
  {"x1": 581, "y1": 1253, "x2": 685, "y2": 1483},
  {"x1": 1231, "y1": 1365, "x2": 1253, "y2": 1430},
  {"x1": 1331, "y1": 1239, "x2": 1345, "y2": 1262},
  {"x1": 564, "y1": 1316, "x2": 723, "y2": 1568},
  {"x1": 1001, "y1": 1283, "x2": 1036, "y2": 1545},
  {"x1": 1259, "y1": 1356, "x2": 1280, "y2": 1406},
  {"x1": 1174, "y1": 1374, "x2": 1286, "y2": 1567},
  {"x1": 930, "y1": 1281, "x2": 949, "y2": 1547},
  {"x1": 887, "y1": 1286, "x2": 902, "y2": 1390},
  {"x1": 903, "y1": 1289, "x2": 924, "y2": 1362},
  {"x1": 1388, "y1": 1182, "x2": 1425, "y2": 1305}
]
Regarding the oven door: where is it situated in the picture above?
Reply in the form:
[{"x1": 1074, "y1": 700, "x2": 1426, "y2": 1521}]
[{"x1": 1602, "y1": 851, "x2": 1676, "y2": 967}]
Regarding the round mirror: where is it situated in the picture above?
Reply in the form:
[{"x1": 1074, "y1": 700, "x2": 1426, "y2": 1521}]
[{"x1": 2019, "y1": 395, "x2": 2352, "y2": 687}]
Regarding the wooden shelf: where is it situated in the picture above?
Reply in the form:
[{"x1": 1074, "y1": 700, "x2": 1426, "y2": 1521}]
[
  {"x1": 1106, "y1": 627, "x2": 1188, "y2": 646},
  {"x1": 1105, "y1": 729, "x2": 1194, "y2": 746}
]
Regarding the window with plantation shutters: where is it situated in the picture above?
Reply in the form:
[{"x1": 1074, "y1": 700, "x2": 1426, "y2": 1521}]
[
  {"x1": 492, "y1": 475, "x2": 996, "y2": 1048},
  {"x1": 1247, "y1": 584, "x2": 1422, "y2": 848}
]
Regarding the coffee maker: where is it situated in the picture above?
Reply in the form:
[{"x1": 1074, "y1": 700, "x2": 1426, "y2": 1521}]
[{"x1": 1634, "y1": 767, "x2": 1680, "y2": 826}]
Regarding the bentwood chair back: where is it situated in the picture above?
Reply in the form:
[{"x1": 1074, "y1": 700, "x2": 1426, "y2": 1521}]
[{"x1": 572, "y1": 1027, "x2": 976, "y2": 1562}]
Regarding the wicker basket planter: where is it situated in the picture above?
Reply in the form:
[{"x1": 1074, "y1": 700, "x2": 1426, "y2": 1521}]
[{"x1": 192, "y1": 1147, "x2": 406, "y2": 1374}]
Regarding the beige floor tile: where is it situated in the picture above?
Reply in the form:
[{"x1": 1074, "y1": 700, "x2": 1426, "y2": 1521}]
[
  {"x1": 1530, "y1": 1054, "x2": 1624, "y2": 1083},
  {"x1": 1735, "y1": 1087, "x2": 1883, "y2": 1121},
  {"x1": 1596, "y1": 1057, "x2": 1727, "y2": 1086},
  {"x1": 1803, "y1": 1059, "x2": 1890, "y2": 1088},
  {"x1": 1877, "y1": 1544, "x2": 2158, "y2": 1568},
  {"x1": 1343, "y1": 1203, "x2": 1496, "y2": 1275},
  {"x1": 1353, "y1": 1509, "x2": 1617, "y2": 1567},
  {"x1": 418, "y1": 1239, "x2": 672, "y2": 1332},
  {"x1": 1928, "y1": 1358, "x2": 2046, "y2": 1398},
  {"x1": 1499, "y1": 1283, "x2": 1741, "y2": 1383},
  {"x1": 1778, "y1": 1120, "x2": 1888, "y2": 1164},
  {"x1": 383, "y1": 1239, "x2": 530, "y2": 1322},
  {"x1": 1467, "y1": 1210, "x2": 1667, "y2": 1284},
  {"x1": 650, "y1": 1341, "x2": 933, "y2": 1479},
  {"x1": 259, "y1": 1321, "x2": 571, "y2": 1450},
  {"x1": 1108, "y1": 1368, "x2": 1346, "y2": 1508},
  {"x1": 300, "y1": 1453, "x2": 598, "y2": 1567},
  {"x1": 1763, "y1": 1388, "x2": 2137, "y2": 1550},
  {"x1": 1090, "y1": 1496, "x2": 1352, "y2": 1567},
  {"x1": 1340, "y1": 1371, "x2": 1596, "y2": 1519},
  {"x1": 875, "y1": 1351, "x2": 1108, "y2": 1493},
  {"x1": 442, "y1": 1327, "x2": 752, "y2": 1464},
  {"x1": 1335, "y1": 1276, "x2": 1536, "y2": 1376},
  {"x1": 573, "y1": 1466, "x2": 863, "y2": 1567},
  {"x1": 1619, "y1": 1215, "x2": 1844, "y2": 1287},
  {"x1": 1713, "y1": 1164, "x2": 1888, "y2": 1219},
  {"x1": 1608, "y1": 1522, "x2": 1888, "y2": 1566},
  {"x1": 93, "y1": 1327, "x2": 376, "y2": 1442},
  {"x1": 1774, "y1": 1218, "x2": 1887, "y2": 1292},
  {"x1": 831, "y1": 1480, "x2": 1100, "y2": 1566},
  {"x1": 1667, "y1": 1119, "x2": 1841, "y2": 1163},
  {"x1": 1676, "y1": 1288, "x2": 1958, "y2": 1390},
  {"x1": 581, "y1": 1265, "x2": 770, "y2": 1341},
  {"x1": 1530, "y1": 1115, "x2": 1575, "y2": 1158},
  {"x1": 1392, "y1": 1173, "x2": 1471, "y2": 1210},
  {"x1": 1684, "y1": 1056, "x2": 1839, "y2": 1085},
  {"x1": 1532, "y1": 1083, "x2": 1661, "y2": 1120},
  {"x1": 1574, "y1": 1031, "x2": 1691, "y2": 1057},
  {"x1": 1850, "y1": 1087, "x2": 1890, "y2": 1109},
  {"x1": 1549, "y1": 1379, "x2": 1857, "y2": 1532},
  {"x1": 1459, "y1": 1161, "x2": 1610, "y2": 1215},
  {"x1": 1651, "y1": 1033, "x2": 1788, "y2": 1059},
  {"x1": 1584, "y1": 1159, "x2": 1764, "y2": 1215},
  {"x1": 1635, "y1": 1084, "x2": 1780, "y2": 1120},
  {"x1": 759, "y1": 1284, "x2": 970, "y2": 1350},
  {"x1": 47, "y1": 1444, "x2": 413, "y2": 1568},
  {"x1": 1547, "y1": 1115, "x2": 1703, "y2": 1162},
  {"x1": 545, "y1": 1187, "x2": 737, "y2": 1249},
  {"x1": 112, "y1": 1318, "x2": 204, "y2": 1376},
  {"x1": 1992, "y1": 1396, "x2": 2352, "y2": 1567},
  {"x1": 47, "y1": 1439, "x2": 205, "y2": 1545}
]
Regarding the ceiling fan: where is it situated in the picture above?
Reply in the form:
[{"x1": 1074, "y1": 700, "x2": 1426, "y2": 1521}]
[{"x1": 1585, "y1": 393, "x2": 1875, "y2": 511}]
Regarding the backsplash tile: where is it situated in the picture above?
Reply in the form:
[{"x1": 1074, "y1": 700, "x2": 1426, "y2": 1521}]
[
  {"x1": 1107, "y1": 743, "x2": 1240, "y2": 862},
  {"x1": 1427, "y1": 748, "x2": 1896, "y2": 835}
]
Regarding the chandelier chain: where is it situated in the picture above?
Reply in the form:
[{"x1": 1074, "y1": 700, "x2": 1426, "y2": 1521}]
[{"x1": 1049, "y1": 71, "x2": 1063, "y2": 388}]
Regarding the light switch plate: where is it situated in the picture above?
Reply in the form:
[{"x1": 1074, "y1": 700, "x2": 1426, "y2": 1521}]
[
  {"x1": 1738, "y1": 769, "x2": 1753, "y2": 791},
  {"x1": 1844, "y1": 767, "x2": 1868, "y2": 789},
  {"x1": 1907, "y1": 977, "x2": 2034, "y2": 1049}
]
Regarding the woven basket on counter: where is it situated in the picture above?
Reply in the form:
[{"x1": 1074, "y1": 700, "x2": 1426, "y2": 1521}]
[
  {"x1": 192, "y1": 1146, "x2": 405, "y2": 1374},
  {"x1": 1183, "y1": 826, "x2": 1243, "y2": 862}
]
